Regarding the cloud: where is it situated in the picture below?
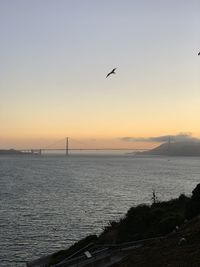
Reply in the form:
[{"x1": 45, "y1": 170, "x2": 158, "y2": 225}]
[{"x1": 121, "y1": 133, "x2": 200, "y2": 143}]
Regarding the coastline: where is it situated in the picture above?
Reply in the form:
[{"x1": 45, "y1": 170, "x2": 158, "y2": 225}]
[{"x1": 27, "y1": 183, "x2": 200, "y2": 267}]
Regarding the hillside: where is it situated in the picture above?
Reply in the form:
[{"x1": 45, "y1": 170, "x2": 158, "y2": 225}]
[
  {"x1": 110, "y1": 215, "x2": 200, "y2": 267},
  {"x1": 137, "y1": 141, "x2": 200, "y2": 156},
  {"x1": 27, "y1": 183, "x2": 200, "y2": 267}
]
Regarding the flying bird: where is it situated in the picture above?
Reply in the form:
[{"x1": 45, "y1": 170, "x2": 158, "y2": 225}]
[{"x1": 106, "y1": 68, "x2": 117, "y2": 78}]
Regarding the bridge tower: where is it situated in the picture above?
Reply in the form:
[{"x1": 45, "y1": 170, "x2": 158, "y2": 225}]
[
  {"x1": 168, "y1": 135, "x2": 171, "y2": 155},
  {"x1": 66, "y1": 137, "x2": 69, "y2": 156}
]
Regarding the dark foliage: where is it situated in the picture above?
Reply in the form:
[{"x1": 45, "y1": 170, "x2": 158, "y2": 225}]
[
  {"x1": 192, "y1": 184, "x2": 200, "y2": 201},
  {"x1": 158, "y1": 213, "x2": 185, "y2": 235},
  {"x1": 102, "y1": 193, "x2": 190, "y2": 244},
  {"x1": 117, "y1": 205, "x2": 151, "y2": 242},
  {"x1": 49, "y1": 183, "x2": 200, "y2": 267},
  {"x1": 185, "y1": 184, "x2": 200, "y2": 219}
]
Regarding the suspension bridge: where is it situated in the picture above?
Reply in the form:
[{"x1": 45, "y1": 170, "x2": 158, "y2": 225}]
[{"x1": 17, "y1": 137, "x2": 149, "y2": 155}]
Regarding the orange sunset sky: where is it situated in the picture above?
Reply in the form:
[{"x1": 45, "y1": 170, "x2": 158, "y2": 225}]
[{"x1": 1, "y1": 0, "x2": 200, "y2": 149}]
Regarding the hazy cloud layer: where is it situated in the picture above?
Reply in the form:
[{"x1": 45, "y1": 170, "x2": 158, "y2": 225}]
[{"x1": 121, "y1": 133, "x2": 200, "y2": 143}]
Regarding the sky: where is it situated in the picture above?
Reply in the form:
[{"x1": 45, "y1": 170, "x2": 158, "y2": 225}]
[{"x1": 0, "y1": 0, "x2": 200, "y2": 149}]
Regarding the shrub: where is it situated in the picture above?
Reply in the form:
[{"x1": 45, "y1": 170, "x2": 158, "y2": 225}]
[
  {"x1": 192, "y1": 184, "x2": 200, "y2": 201},
  {"x1": 158, "y1": 213, "x2": 185, "y2": 235},
  {"x1": 116, "y1": 205, "x2": 151, "y2": 242},
  {"x1": 185, "y1": 183, "x2": 200, "y2": 219}
]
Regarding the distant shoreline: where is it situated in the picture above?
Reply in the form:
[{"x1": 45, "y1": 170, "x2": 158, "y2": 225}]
[
  {"x1": 135, "y1": 141, "x2": 200, "y2": 157},
  {"x1": 0, "y1": 149, "x2": 24, "y2": 155}
]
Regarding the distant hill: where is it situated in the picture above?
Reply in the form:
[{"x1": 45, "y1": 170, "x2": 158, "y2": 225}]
[
  {"x1": 137, "y1": 141, "x2": 200, "y2": 156},
  {"x1": 0, "y1": 149, "x2": 23, "y2": 155}
]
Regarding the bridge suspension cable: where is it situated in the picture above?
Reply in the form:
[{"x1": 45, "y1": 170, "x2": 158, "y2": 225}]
[
  {"x1": 69, "y1": 137, "x2": 94, "y2": 149},
  {"x1": 43, "y1": 138, "x2": 67, "y2": 149}
]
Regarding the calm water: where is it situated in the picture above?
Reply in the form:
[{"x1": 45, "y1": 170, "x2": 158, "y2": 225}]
[{"x1": 1, "y1": 154, "x2": 200, "y2": 266}]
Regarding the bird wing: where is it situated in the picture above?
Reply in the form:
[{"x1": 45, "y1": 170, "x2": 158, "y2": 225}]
[
  {"x1": 198, "y1": 52, "x2": 200, "y2": 56},
  {"x1": 106, "y1": 68, "x2": 117, "y2": 78}
]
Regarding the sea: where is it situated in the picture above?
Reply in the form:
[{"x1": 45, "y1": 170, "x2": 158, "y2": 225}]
[{"x1": 0, "y1": 153, "x2": 200, "y2": 266}]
